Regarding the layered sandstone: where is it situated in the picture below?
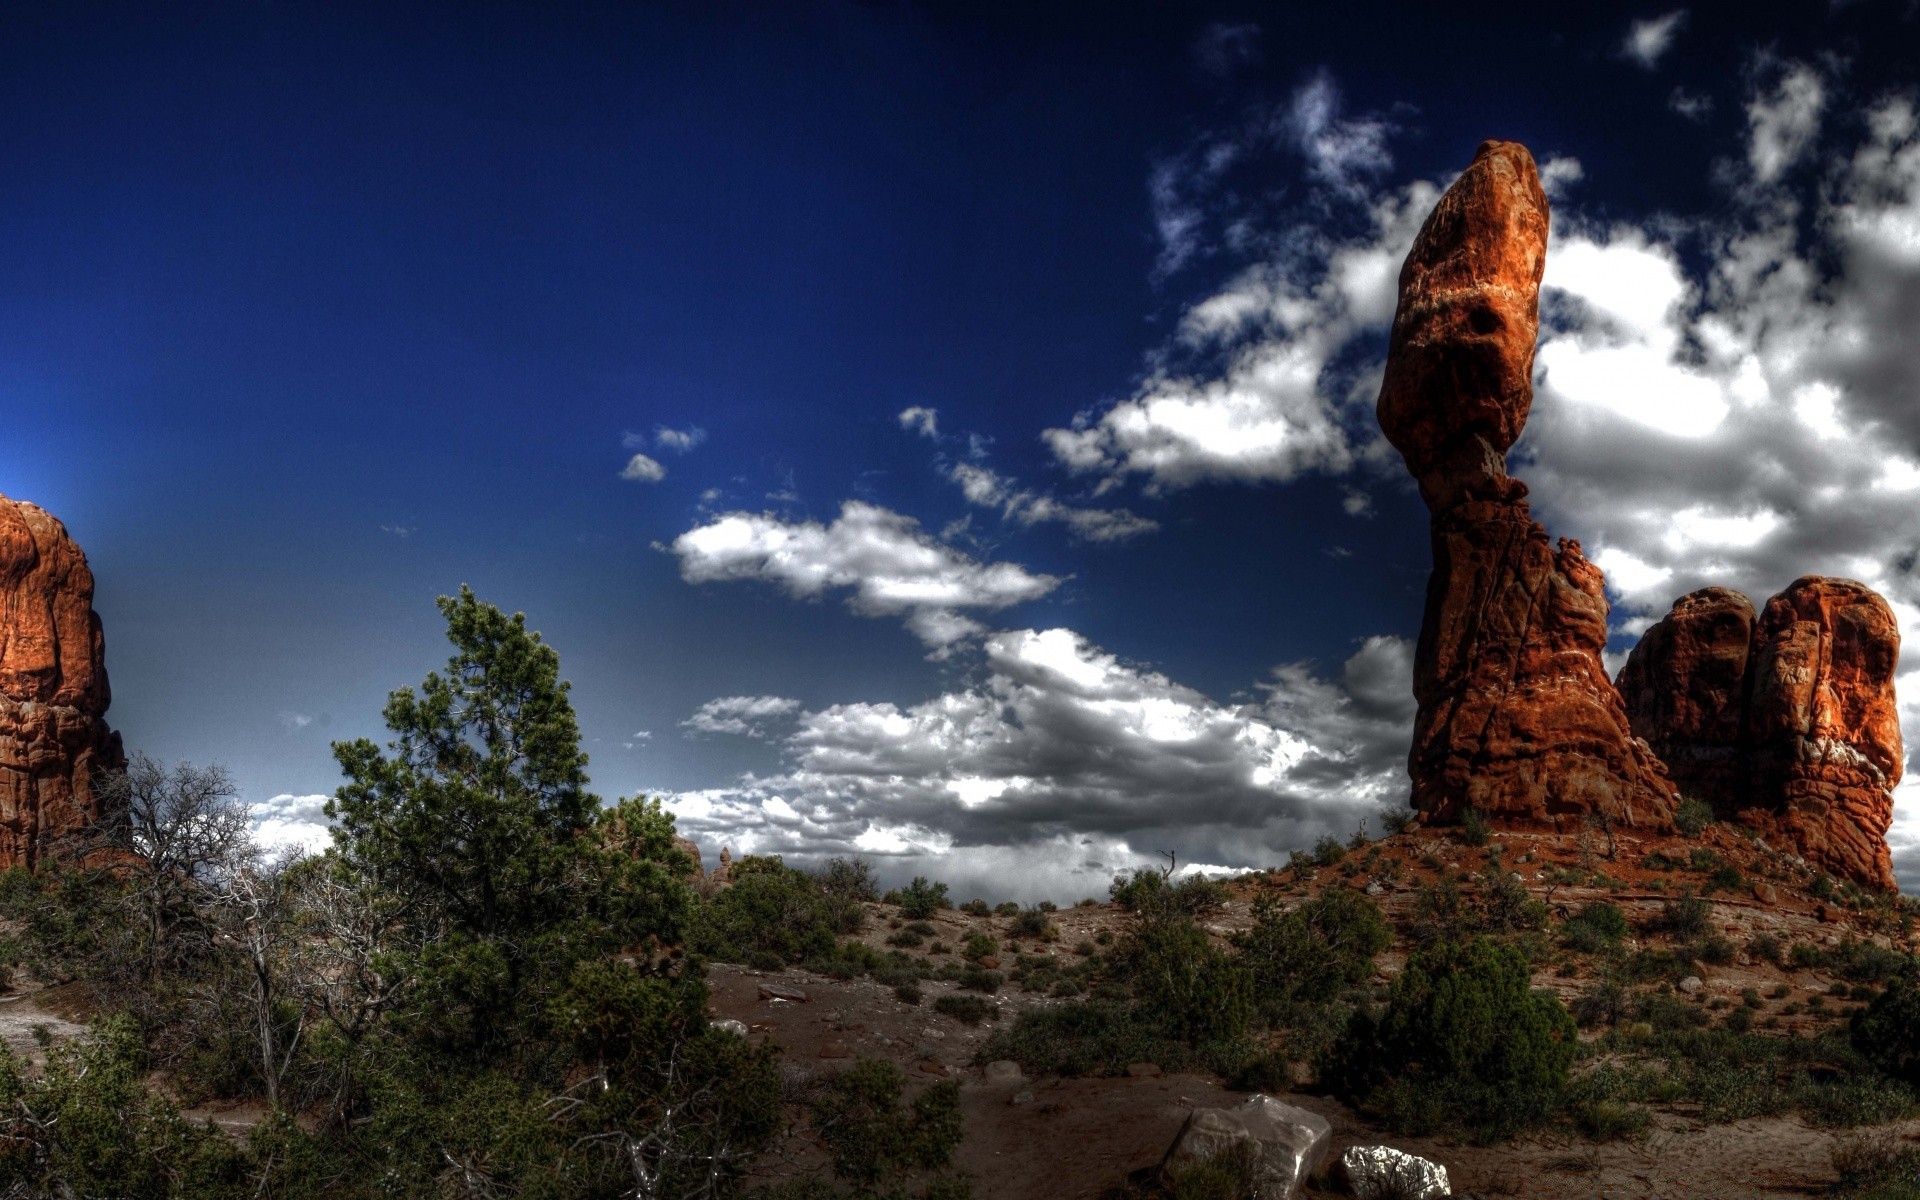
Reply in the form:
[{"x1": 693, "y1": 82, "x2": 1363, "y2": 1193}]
[
  {"x1": 0, "y1": 494, "x2": 124, "y2": 869},
  {"x1": 1623, "y1": 579, "x2": 1901, "y2": 888},
  {"x1": 1380, "y1": 141, "x2": 1677, "y2": 830}
]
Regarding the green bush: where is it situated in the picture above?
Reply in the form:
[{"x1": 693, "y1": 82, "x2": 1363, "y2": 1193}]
[
  {"x1": 1459, "y1": 807, "x2": 1491, "y2": 847},
  {"x1": 1561, "y1": 901, "x2": 1630, "y2": 953},
  {"x1": 1108, "y1": 870, "x2": 1224, "y2": 919},
  {"x1": 1123, "y1": 917, "x2": 1250, "y2": 1045},
  {"x1": 1332, "y1": 938, "x2": 1575, "y2": 1141},
  {"x1": 1651, "y1": 894, "x2": 1711, "y2": 940},
  {"x1": 993, "y1": 901, "x2": 1020, "y2": 917},
  {"x1": 694, "y1": 856, "x2": 843, "y2": 966},
  {"x1": 960, "y1": 899, "x2": 989, "y2": 916},
  {"x1": 1675, "y1": 796, "x2": 1716, "y2": 837},
  {"x1": 1853, "y1": 970, "x2": 1920, "y2": 1086},
  {"x1": 1312, "y1": 835, "x2": 1347, "y2": 867},
  {"x1": 1232, "y1": 887, "x2": 1389, "y2": 1025},
  {"x1": 1009, "y1": 906, "x2": 1055, "y2": 940},
  {"x1": 933, "y1": 994, "x2": 992, "y2": 1025},
  {"x1": 896, "y1": 878, "x2": 951, "y2": 920},
  {"x1": 756, "y1": 1059, "x2": 969, "y2": 1200}
]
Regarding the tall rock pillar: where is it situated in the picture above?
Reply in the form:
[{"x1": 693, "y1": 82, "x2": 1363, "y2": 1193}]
[{"x1": 1377, "y1": 141, "x2": 1677, "y2": 830}]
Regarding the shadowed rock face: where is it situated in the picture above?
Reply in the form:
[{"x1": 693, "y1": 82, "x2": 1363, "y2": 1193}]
[
  {"x1": 1380, "y1": 141, "x2": 1677, "y2": 830},
  {"x1": 1623, "y1": 579, "x2": 1901, "y2": 889},
  {"x1": 1617, "y1": 587, "x2": 1758, "y2": 809},
  {"x1": 0, "y1": 495, "x2": 124, "y2": 869}
]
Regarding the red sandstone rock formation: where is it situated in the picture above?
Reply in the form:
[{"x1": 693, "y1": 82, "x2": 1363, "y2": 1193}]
[
  {"x1": 0, "y1": 494, "x2": 124, "y2": 869},
  {"x1": 1623, "y1": 579, "x2": 1901, "y2": 888},
  {"x1": 1379, "y1": 141, "x2": 1677, "y2": 830},
  {"x1": 1616, "y1": 587, "x2": 1757, "y2": 811}
]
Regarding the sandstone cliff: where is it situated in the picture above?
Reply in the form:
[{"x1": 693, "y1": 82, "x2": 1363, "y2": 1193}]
[
  {"x1": 0, "y1": 494, "x2": 124, "y2": 869},
  {"x1": 1379, "y1": 141, "x2": 1677, "y2": 830}
]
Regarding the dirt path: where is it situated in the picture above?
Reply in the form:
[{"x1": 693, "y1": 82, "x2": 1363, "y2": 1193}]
[{"x1": 0, "y1": 991, "x2": 86, "y2": 1069}]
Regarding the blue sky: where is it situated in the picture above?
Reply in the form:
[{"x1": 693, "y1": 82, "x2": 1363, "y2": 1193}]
[{"x1": 6, "y1": 2, "x2": 1920, "y2": 899}]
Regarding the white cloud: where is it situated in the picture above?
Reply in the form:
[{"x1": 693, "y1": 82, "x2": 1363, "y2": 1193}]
[
  {"x1": 898, "y1": 407, "x2": 939, "y2": 439},
  {"x1": 1284, "y1": 71, "x2": 1394, "y2": 196},
  {"x1": 1669, "y1": 87, "x2": 1713, "y2": 122},
  {"x1": 277, "y1": 710, "x2": 313, "y2": 731},
  {"x1": 1746, "y1": 63, "x2": 1824, "y2": 185},
  {"x1": 1539, "y1": 156, "x2": 1585, "y2": 200},
  {"x1": 666, "y1": 628, "x2": 1414, "y2": 900},
  {"x1": 670, "y1": 500, "x2": 1060, "y2": 647},
  {"x1": 620, "y1": 453, "x2": 666, "y2": 483},
  {"x1": 1623, "y1": 10, "x2": 1688, "y2": 69},
  {"x1": 655, "y1": 426, "x2": 707, "y2": 453},
  {"x1": 250, "y1": 793, "x2": 332, "y2": 857},
  {"x1": 1047, "y1": 176, "x2": 1435, "y2": 489},
  {"x1": 948, "y1": 462, "x2": 1158, "y2": 542},
  {"x1": 683, "y1": 695, "x2": 803, "y2": 738}
]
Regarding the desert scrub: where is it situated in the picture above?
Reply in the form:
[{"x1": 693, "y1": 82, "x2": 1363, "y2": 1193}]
[
  {"x1": 932, "y1": 994, "x2": 993, "y2": 1025},
  {"x1": 894, "y1": 877, "x2": 951, "y2": 920},
  {"x1": 1560, "y1": 901, "x2": 1630, "y2": 954},
  {"x1": 1232, "y1": 886, "x2": 1389, "y2": 1027},
  {"x1": 1649, "y1": 893, "x2": 1711, "y2": 940},
  {"x1": 1331, "y1": 937, "x2": 1576, "y2": 1141},
  {"x1": 978, "y1": 1000, "x2": 1221, "y2": 1078},
  {"x1": 1674, "y1": 796, "x2": 1716, "y2": 837}
]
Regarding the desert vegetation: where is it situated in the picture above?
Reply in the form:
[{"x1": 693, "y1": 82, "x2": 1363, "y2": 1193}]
[{"x1": 7, "y1": 593, "x2": 1920, "y2": 1198}]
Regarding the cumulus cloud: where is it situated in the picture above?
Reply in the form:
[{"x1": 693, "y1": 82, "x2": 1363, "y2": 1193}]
[
  {"x1": 1047, "y1": 176, "x2": 1435, "y2": 489},
  {"x1": 1037, "y1": 58, "x2": 1920, "y2": 885},
  {"x1": 654, "y1": 426, "x2": 707, "y2": 453},
  {"x1": 898, "y1": 406, "x2": 939, "y2": 439},
  {"x1": 683, "y1": 695, "x2": 803, "y2": 739},
  {"x1": 667, "y1": 628, "x2": 1414, "y2": 899},
  {"x1": 1669, "y1": 87, "x2": 1713, "y2": 122},
  {"x1": 670, "y1": 500, "x2": 1060, "y2": 648},
  {"x1": 1622, "y1": 10, "x2": 1688, "y2": 69},
  {"x1": 251, "y1": 793, "x2": 332, "y2": 857},
  {"x1": 620, "y1": 453, "x2": 666, "y2": 483},
  {"x1": 948, "y1": 462, "x2": 1158, "y2": 542}
]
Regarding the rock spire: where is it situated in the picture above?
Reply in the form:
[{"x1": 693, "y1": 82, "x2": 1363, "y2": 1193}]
[
  {"x1": 0, "y1": 494, "x2": 124, "y2": 868},
  {"x1": 1378, "y1": 141, "x2": 1678, "y2": 830}
]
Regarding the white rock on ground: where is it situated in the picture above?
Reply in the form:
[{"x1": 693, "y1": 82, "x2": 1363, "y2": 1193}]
[
  {"x1": 1337, "y1": 1145, "x2": 1450, "y2": 1199},
  {"x1": 983, "y1": 1060, "x2": 1025, "y2": 1084},
  {"x1": 1162, "y1": 1094, "x2": 1331, "y2": 1200},
  {"x1": 710, "y1": 1018, "x2": 749, "y2": 1037}
]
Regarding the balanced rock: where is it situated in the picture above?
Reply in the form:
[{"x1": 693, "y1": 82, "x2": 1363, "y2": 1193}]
[
  {"x1": 1622, "y1": 577, "x2": 1901, "y2": 888},
  {"x1": 1378, "y1": 141, "x2": 1676, "y2": 830},
  {"x1": 0, "y1": 495, "x2": 124, "y2": 869}
]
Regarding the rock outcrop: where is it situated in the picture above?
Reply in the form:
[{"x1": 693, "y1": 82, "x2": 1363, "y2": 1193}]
[
  {"x1": 1622, "y1": 578, "x2": 1901, "y2": 888},
  {"x1": 0, "y1": 494, "x2": 124, "y2": 869},
  {"x1": 1379, "y1": 140, "x2": 1676, "y2": 830},
  {"x1": 1616, "y1": 587, "x2": 1758, "y2": 809}
]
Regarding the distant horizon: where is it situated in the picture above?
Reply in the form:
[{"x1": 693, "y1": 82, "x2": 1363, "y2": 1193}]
[{"x1": 7, "y1": 2, "x2": 1920, "y2": 899}]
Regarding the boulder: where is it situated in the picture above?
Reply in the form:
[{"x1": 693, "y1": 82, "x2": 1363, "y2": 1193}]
[
  {"x1": 983, "y1": 1060, "x2": 1025, "y2": 1085},
  {"x1": 0, "y1": 495, "x2": 124, "y2": 869},
  {"x1": 1377, "y1": 142, "x2": 1676, "y2": 831},
  {"x1": 1337, "y1": 1145, "x2": 1450, "y2": 1199},
  {"x1": 710, "y1": 1018, "x2": 748, "y2": 1037},
  {"x1": 1162, "y1": 1095, "x2": 1331, "y2": 1200},
  {"x1": 1620, "y1": 578, "x2": 1901, "y2": 889}
]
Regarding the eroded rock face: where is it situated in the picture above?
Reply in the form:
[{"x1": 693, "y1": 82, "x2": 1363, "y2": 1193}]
[
  {"x1": 0, "y1": 495, "x2": 123, "y2": 869},
  {"x1": 1381, "y1": 141, "x2": 1676, "y2": 830},
  {"x1": 1617, "y1": 587, "x2": 1757, "y2": 810},
  {"x1": 1624, "y1": 579, "x2": 1900, "y2": 888}
]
